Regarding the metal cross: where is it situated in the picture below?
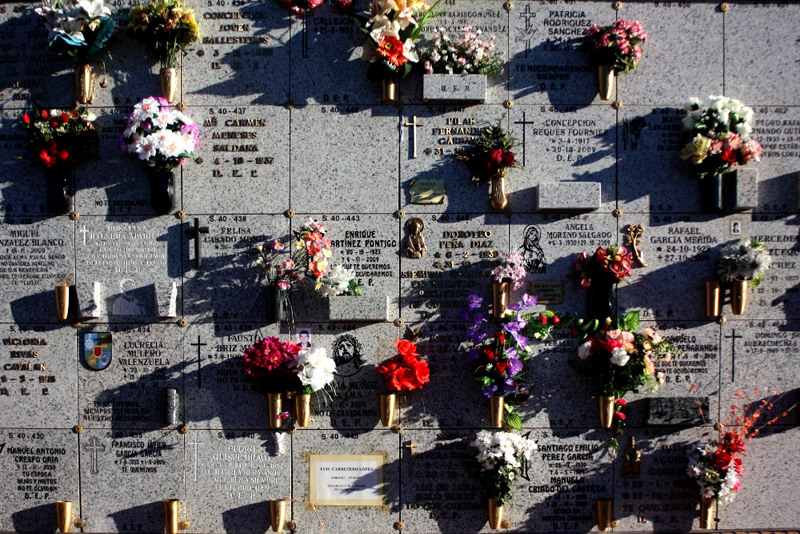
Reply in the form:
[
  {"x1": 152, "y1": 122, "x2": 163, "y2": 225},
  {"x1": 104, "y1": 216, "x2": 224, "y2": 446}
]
[
  {"x1": 185, "y1": 218, "x2": 209, "y2": 269},
  {"x1": 403, "y1": 440, "x2": 419, "y2": 475},
  {"x1": 191, "y1": 335, "x2": 207, "y2": 387},
  {"x1": 82, "y1": 436, "x2": 106, "y2": 475},
  {"x1": 187, "y1": 435, "x2": 204, "y2": 482},
  {"x1": 81, "y1": 225, "x2": 90, "y2": 245},
  {"x1": 725, "y1": 329, "x2": 743, "y2": 382},
  {"x1": 405, "y1": 116, "x2": 425, "y2": 159},
  {"x1": 513, "y1": 112, "x2": 536, "y2": 166}
]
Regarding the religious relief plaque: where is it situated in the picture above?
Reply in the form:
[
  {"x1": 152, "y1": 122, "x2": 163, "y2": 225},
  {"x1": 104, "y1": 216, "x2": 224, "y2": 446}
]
[{"x1": 310, "y1": 454, "x2": 385, "y2": 506}]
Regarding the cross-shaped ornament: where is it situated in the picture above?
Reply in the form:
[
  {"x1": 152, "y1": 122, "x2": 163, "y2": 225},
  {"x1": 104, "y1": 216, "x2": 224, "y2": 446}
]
[
  {"x1": 185, "y1": 218, "x2": 209, "y2": 269},
  {"x1": 403, "y1": 440, "x2": 419, "y2": 475},
  {"x1": 513, "y1": 112, "x2": 536, "y2": 167},
  {"x1": 405, "y1": 116, "x2": 425, "y2": 159}
]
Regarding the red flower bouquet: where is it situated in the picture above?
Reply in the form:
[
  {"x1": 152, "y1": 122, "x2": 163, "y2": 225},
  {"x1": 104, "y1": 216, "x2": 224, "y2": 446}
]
[
  {"x1": 243, "y1": 336, "x2": 303, "y2": 394},
  {"x1": 20, "y1": 106, "x2": 99, "y2": 169},
  {"x1": 377, "y1": 339, "x2": 430, "y2": 392},
  {"x1": 572, "y1": 244, "x2": 634, "y2": 288}
]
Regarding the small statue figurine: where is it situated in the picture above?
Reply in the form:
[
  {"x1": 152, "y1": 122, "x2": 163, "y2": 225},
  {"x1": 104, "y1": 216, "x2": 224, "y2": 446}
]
[
  {"x1": 624, "y1": 224, "x2": 647, "y2": 267},
  {"x1": 622, "y1": 436, "x2": 641, "y2": 478},
  {"x1": 404, "y1": 217, "x2": 427, "y2": 259}
]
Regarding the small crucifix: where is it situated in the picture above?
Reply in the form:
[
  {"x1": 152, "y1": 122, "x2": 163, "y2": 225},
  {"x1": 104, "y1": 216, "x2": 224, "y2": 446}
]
[
  {"x1": 405, "y1": 116, "x2": 424, "y2": 159},
  {"x1": 82, "y1": 436, "x2": 106, "y2": 475},
  {"x1": 513, "y1": 112, "x2": 536, "y2": 167},
  {"x1": 403, "y1": 440, "x2": 419, "y2": 475},
  {"x1": 185, "y1": 218, "x2": 209, "y2": 269},
  {"x1": 726, "y1": 329, "x2": 742, "y2": 382},
  {"x1": 191, "y1": 335, "x2": 207, "y2": 387}
]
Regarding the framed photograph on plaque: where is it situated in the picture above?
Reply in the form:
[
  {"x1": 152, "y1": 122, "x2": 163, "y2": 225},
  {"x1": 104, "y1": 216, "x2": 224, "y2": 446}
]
[{"x1": 309, "y1": 454, "x2": 385, "y2": 506}]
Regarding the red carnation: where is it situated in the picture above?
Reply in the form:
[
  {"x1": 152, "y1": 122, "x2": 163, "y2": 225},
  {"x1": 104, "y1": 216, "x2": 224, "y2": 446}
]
[
  {"x1": 21, "y1": 113, "x2": 30, "y2": 124},
  {"x1": 503, "y1": 151, "x2": 515, "y2": 167},
  {"x1": 41, "y1": 109, "x2": 49, "y2": 118}
]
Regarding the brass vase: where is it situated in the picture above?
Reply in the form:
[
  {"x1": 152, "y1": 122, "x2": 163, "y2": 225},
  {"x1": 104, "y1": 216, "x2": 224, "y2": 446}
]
[
  {"x1": 269, "y1": 499, "x2": 287, "y2": 532},
  {"x1": 598, "y1": 395, "x2": 616, "y2": 429},
  {"x1": 491, "y1": 280, "x2": 510, "y2": 320},
  {"x1": 596, "y1": 499, "x2": 613, "y2": 532},
  {"x1": 163, "y1": 499, "x2": 180, "y2": 534},
  {"x1": 295, "y1": 393, "x2": 311, "y2": 428},
  {"x1": 699, "y1": 496, "x2": 715, "y2": 529},
  {"x1": 705, "y1": 281, "x2": 721, "y2": 318},
  {"x1": 160, "y1": 67, "x2": 178, "y2": 103},
  {"x1": 731, "y1": 280, "x2": 748, "y2": 315},
  {"x1": 55, "y1": 285, "x2": 69, "y2": 321},
  {"x1": 596, "y1": 65, "x2": 615, "y2": 101},
  {"x1": 490, "y1": 395, "x2": 504, "y2": 429},
  {"x1": 267, "y1": 393, "x2": 283, "y2": 429},
  {"x1": 74, "y1": 64, "x2": 94, "y2": 104},
  {"x1": 487, "y1": 499, "x2": 503, "y2": 530},
  {"x1": 382, "y1": 78, "x2": 396, "y2": 102},
  {"x1": 56, "y1": 501, "x2": 72, "y2": 533},
  {"x1": 489, "y1": 172, "x2": 508, "y2": 211},
  {"x1": 379, "y1": 393, "x2": 396, "y2": 427}
]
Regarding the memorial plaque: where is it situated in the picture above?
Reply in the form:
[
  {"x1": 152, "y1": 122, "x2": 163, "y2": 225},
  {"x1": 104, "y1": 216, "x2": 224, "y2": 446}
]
[
  {"x1": 309, "y1": 453, "x2": 384, "y2": 506},
  {"x1": 184, "y1": 429, "x2": 291, "y2": 534},
  {"x1": 613, "y1": 429, "x2": 713, "y2": 532},
  {"x1": 182, "y1": 214, "x2": 287, "y2": 323},
  {"x1": 292, "y1": 430, "x2": 398, "y2": 534},
  {"x1": 182, "y1": 106, "x2": 290, "y2": 214},
  {"x1": 76, "y1": 217, "x2": 179, "y2": 322},
  {"x1": 0, "y1": 217, "x2": 75, "y2": 323},
  {"x1": 0, "y1": 429, "x2": 79, "y2": 533},
  {"x1": 509, "y1": 1, "x2": 609, "y2": 106},
  {"x1": 78, "y1": 428, "x2": 183, "y2": 533},
  {"x1": 78, "y1": 323, "x2": 184, "y2": 430},
  {"x1": 617, "y1": 215, "x2": 724, "y2": 322},
  {"x1": 647, "y1": 397, "x2": 709, "y2": 427},
  {"x1": 400, "y1": 213, "x2": 509, "y2": 323},
  {"x1": 186, "y1": 0, "x2": 291, "y2": 106}
]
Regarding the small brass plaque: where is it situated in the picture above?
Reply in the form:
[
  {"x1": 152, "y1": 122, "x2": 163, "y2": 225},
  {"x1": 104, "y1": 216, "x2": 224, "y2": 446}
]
[
  {"x1": 409, "y1": 179, "x2": 446, "y2": 205},
  {"x1": 529, "y1": 281, "x2": 564, "y2": 305}
]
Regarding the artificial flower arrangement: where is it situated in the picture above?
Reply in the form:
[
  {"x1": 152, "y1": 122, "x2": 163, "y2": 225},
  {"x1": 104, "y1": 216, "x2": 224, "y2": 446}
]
[
  {"x1": 583, "y1": 19, "x2": 647, "y2": 100},
  {"x1": 278, "y1": 0, "x2": 352, "y2": 17},
  {"x1": 570, "y1": 310, "x2": 680, "y2": 446},
  {"x1": 706, "y1": 238, "x2": 771, "y2": 317},
  {"x1": 420, "y1": 25, "x2": 504, "y2": 76},
  {"x1": 20, "y1": 106, "x2": 99, "y2": 214},
  {"x1": 375, "y1": 339, "x2": 430, "y2": 427},
  {"x1": 126, "y1": 0, "x2": 200, "y2": 102},
  {"x1": 460, "y1": 293, "x2": 561, "y2": 429},
  {"x1": 687, "y1": 387, "x2": 789, "y2": 528},
  {"x1": 290, "y1": 346, "x2": 337, "y2": 427},
  {"x1": 681, "y1": 96, "x2": 762, "y2": 180},
  {"x1": 472, "y1": 430, "x2": 538, "y2": 530},
  {"x1": 34, "y1": 0, "x2": 115, "y2": 104},
  {"x1": 491, "y1": 252, "x2": 527, "y2": 319},
  {"x1": 572, "y1": 244, "x2": 634, "y2": 322},
  {"x1": 120, "y1": 96, "x2": 199, "y2": 214},
  {"x1": 255, "y1": 218, "x2": 333, "y2": 323},
  {"x1": 243, "y1": 336, "x2": 337, "y2": 428},
  {"x1": 454, "y1": 119, "x2": 518, "y2": 211},
  {"x1": 354, "y1": 0, "x2": 440, "y2": 102}
]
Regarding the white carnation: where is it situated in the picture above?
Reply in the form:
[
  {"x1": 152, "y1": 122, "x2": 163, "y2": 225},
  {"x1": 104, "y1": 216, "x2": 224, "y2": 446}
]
[{"x1": 609, "y1": 347, "x2": 630, "y2": 367}]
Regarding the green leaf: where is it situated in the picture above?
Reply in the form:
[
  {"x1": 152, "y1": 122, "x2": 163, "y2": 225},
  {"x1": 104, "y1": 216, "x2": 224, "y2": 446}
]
[{"x1": 504, "y1": 410, "x2": 522, "y2": 430}]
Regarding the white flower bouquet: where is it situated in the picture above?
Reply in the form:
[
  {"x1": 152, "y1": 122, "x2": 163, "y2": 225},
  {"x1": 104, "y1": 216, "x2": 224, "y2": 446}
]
[
  {"x1": 472, "y1": 430, "x2": 537, "y2": 506},
  {"x1": 717, "y1": 238, "x2": 771, "y2": 288}
]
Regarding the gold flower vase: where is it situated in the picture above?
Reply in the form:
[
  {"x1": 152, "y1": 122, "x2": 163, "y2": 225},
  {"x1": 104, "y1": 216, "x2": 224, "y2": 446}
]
[
  {"x1": 491, "y1": 280, "x2": 510, "y2": 320},
  {"x1": 162, "y1": 500, "x2": 189, "y2": 534},
  {"x1": 55, "y1": 285, "x2": 70, "y2": 321},
  {"x1": 490, "y1": 395, "x2": 504, "y2": 429},
  {"x1": 730, "y1": 280, "x2": 748, "y2": 315},
  {"x1": 489, "y1": 172, "x2": 508, "y2": 211},
  {"x1": 487, "y1": 499, "x2": 503, "y2": 530},
  {"x1": 699, "y1": 496, "x2": 715, "y2": 529},
  {"x1": 56, "y1": 501, "x2": 73, "y2": 533},
  {"x1": 596, "y1": 65, "x2": 615, "y2": 101},
  {"x1": 269, "y1": 499, "x2": 287, "y2": 532},
  {"x1": 379, "y1": 393, "x2": 396, "y2": 427},
  {"x1": 295, "y1": 393, "x2": 311, "y2": 428},
  {"x1": 705, "y1": 281, "x2": 721, "y2": 318},
  {"x1": 596, "y1": 499, "x2": 613, "y2": 532},
  {"x1": 160, "y1": 67, "x2": 178, "y2": 103},
  {"x1": 382, "y1": 78, "x2": 396, "y2": 103},
  {"x1": 598, "y1": 395, "x2": 616, "y2": 429},
  {"x1": 267, "y1": 393, "x2": 283, "y2": 429},
  {"x1": 74, "y1": 64, "x2": 94, "y2": 104}
]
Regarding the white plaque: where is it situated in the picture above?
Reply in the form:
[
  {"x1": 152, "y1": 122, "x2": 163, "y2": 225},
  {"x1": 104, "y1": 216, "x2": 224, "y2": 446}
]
[{"x1": 309, "y1": 454, "x2": 385, "y2": 506}]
